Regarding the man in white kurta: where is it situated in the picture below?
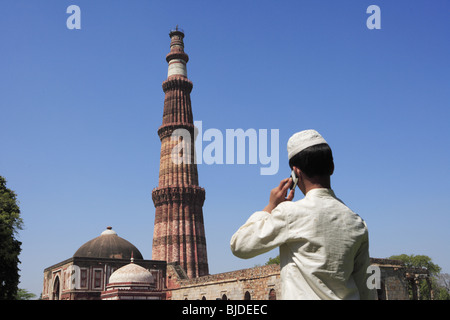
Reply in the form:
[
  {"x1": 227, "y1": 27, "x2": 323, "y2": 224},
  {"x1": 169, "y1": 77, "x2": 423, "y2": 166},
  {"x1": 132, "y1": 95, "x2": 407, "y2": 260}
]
[{"x1": 230, "y1": 130, "x2": 376, "y2": 300}]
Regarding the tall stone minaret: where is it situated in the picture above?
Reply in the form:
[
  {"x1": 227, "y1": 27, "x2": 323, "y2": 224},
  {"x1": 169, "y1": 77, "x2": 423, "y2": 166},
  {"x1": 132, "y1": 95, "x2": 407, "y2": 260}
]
[{"x1": 152, "y1": 28, "x2": 209, "y2": 278}]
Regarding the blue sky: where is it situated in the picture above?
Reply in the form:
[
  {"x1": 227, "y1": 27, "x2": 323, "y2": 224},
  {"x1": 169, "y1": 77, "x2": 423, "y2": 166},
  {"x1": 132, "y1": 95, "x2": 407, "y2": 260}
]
[{"x1": 1, "y1": 1, "x2": 449, "y2": 297}]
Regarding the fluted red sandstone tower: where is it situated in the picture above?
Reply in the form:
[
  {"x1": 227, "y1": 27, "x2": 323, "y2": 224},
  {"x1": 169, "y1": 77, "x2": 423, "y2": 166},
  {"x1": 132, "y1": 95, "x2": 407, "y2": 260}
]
[{"x1": 152, "y1": 28, "x2": 209, "y2": 278}]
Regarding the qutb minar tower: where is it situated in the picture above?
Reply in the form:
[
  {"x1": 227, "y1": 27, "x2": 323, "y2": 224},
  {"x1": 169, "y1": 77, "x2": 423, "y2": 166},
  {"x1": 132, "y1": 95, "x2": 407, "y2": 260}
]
[{"x1": 152, "y1": 28, "x2": 209, "y2": 278}]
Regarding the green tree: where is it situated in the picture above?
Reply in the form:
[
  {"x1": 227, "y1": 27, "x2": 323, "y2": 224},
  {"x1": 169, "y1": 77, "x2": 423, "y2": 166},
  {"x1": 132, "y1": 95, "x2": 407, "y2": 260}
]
[
  {"x1": 265, "y1": 255, "x2": 280, "y2": 265},
  {"x1": 15, "y1": 288, "x2": 36, "y2": 300},
  {"x1": 434, "y1": 273, "x2": 450, "y2": 300},
  {"x1": 0, "y1": 176, "x2": 23, "y2": 300},
  {"x1": 389, "y1": 254, "x2": 441, "y2": 276}
]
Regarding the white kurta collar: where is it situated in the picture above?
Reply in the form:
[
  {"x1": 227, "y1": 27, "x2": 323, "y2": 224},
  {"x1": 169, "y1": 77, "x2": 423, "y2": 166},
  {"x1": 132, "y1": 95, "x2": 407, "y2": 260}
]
[{"x1": 305, "y1": 188, "x2": 336, "y2": 198}]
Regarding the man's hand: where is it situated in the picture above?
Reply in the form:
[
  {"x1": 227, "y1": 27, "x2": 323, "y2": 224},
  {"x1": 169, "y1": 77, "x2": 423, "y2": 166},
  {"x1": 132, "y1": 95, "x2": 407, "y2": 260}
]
[{"x1": 263, "y1": 178, "x2": 295, "y2": 213}]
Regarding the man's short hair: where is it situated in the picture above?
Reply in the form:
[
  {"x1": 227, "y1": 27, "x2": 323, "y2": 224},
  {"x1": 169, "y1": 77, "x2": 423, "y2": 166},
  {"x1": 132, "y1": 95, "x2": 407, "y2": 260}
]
[{"x1": 289, "y1": 143, "x2": 334, "y2": 177}]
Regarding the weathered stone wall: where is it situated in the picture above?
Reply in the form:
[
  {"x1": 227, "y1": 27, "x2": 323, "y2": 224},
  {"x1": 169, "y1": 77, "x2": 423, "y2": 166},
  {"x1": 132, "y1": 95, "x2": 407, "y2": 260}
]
[
  {"x1": 167, "y1": 264, "x2": 281, "y2": 300},
  {"x1": 370, "y1": 258, "x2": 409, "y2": 300}
]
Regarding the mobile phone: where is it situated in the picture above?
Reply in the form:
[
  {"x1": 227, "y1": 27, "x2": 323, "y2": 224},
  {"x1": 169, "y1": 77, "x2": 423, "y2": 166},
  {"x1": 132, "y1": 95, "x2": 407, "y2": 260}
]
[{"x1": 290, "y1": 170, "x2": 298, "y2": 190}]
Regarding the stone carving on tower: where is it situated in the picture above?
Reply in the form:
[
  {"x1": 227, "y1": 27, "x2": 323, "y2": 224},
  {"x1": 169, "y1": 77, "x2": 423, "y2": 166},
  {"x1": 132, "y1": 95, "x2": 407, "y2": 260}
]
[{"x1": 152, "y1": 28, "x2": 209, "y2": 278}]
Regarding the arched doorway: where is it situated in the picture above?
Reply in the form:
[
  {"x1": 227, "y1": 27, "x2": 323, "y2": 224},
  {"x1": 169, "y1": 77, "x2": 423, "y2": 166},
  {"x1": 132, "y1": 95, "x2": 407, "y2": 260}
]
[
  {"x1": 244, "y1": 291, "x2": 251, "y2": 300},
  {"x1": 268, "y1": 288, "x2": 277, "y2": 300},
  {"x1": 52, "y1": 276, "x2": 60, "y2": 300}
]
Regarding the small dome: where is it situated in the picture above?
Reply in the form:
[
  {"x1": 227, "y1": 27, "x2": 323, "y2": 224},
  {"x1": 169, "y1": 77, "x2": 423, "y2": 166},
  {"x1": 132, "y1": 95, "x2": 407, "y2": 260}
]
[
  {"x1": 101, "y1": 227, "x2": 117, "y2": 235},
  {"x1": 109, "y1": 261, "x2": 154, "y2": 284},
  {"x1": 73, "y1": 227, "x2": 143, "y2": 260}
]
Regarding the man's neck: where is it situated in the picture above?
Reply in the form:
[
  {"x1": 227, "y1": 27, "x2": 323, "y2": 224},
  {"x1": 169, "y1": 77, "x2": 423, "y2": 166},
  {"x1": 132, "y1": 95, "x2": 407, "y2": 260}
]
[{"x1": 304, "y1": 176, "x2": 331, "y2": 194}]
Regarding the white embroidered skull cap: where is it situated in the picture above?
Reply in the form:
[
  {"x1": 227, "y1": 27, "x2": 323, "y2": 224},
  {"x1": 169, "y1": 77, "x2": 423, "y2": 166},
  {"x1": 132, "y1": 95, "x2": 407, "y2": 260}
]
[{"x1": 287, "y1": 129, "x2": 328, "y2": 160}]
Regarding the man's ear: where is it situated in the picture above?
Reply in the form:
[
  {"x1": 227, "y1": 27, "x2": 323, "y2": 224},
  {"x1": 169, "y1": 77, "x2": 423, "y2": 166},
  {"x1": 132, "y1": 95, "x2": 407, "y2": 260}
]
[{"x1": 293, "y1": 166, "x2": 301, "y2": 179}]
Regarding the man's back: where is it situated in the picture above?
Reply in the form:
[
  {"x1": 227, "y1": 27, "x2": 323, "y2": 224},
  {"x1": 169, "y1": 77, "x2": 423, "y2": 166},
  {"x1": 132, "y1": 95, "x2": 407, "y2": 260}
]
[
  {"x1": 231, "y1": 188, "x2": 375, "y2": 299},
  {"x1": 277, "y1": 188, "x2": 373, "y2": 299}
]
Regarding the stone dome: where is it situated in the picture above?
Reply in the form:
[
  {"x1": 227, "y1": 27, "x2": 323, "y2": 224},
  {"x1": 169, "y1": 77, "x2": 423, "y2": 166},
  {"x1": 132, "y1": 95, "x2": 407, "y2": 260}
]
[
  {"x1": 73, "y1": 227, "x2": 143, "y2": 260},
  {"x1": 109, "y1": 260, "x2": 154, "y2": 284}
]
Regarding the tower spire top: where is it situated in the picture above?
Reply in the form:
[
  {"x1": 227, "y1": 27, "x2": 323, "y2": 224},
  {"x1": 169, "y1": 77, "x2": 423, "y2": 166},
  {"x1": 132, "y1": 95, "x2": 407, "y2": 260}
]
[
  {"x1": 166, "y1": 27, "x2": 189, "y2": 78},
  {"x1": 169, "y1": 25, "x2": 185, "y2": 37}
]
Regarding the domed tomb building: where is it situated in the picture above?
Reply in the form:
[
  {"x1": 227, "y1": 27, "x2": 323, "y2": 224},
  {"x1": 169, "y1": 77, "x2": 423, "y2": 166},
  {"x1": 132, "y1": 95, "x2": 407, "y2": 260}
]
[
  {"x1": 42, "y1": 227, "x2": 166, "y2": 300},
  {"x1": 100, "y1": 255, "x2": 164, "y2": 300}
]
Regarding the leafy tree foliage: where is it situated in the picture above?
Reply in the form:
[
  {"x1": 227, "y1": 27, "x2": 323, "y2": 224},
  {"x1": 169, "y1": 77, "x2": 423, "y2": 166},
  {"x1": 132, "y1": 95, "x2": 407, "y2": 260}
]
[
  {"x1": 435, "y1": 273, "x2": 450, "y2": 300},
  {"x1": 389, "y1": 254, "x2": 441, "y2": 276},
  {"x1": 265, "y1": 255, "x2": 280, "y2": 265},
  {"x1": 0, "y1": 176, "x2": 23, "y2": 300},
  {"x1": 15, "y1": 288, "x2": 36, "y2": 300}
]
